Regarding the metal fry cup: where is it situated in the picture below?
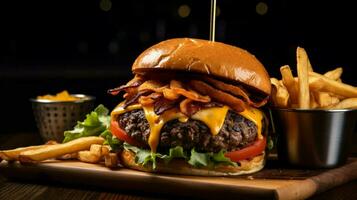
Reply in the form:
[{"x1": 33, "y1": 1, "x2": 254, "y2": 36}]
[
  {"x1": 30, "y1": 94, "x2": 95, "y2": 142},
  {"x1": 271, "y1": 108, "x2": 356, "y2": 168}
]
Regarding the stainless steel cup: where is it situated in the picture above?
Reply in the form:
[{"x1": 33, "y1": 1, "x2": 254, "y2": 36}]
[
  {"x1": 30, "y1": 94, "x2": 95, "y2": 142},
  {"x1": 271, "y1": 108, "x2": 356, "y2": 168}
]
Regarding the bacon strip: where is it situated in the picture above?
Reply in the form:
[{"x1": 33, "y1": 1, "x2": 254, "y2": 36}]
[
  {"x1": 139, "y1": 92, "x2": 162, "y2": 106},
  {"x1": 109, "y1": 75, "x2": 267, "y2": 116},
  {"x1": 179, "y1": 99, "x2": 197, "y2": 116},
  {"x1": 202, "y1": 76, "x2": 267, "y2": 107},
  {"x1": 200, "y1": 101, "x2": 224, "y2": 108},
  {"x1": 154, "y1": 97, "x2": 180, "y2": 115},
  {"x1": 108, "y1": 76, "x2": 145, "y2": 96},
  {"x1": 138, "y1": 80, "x2": 167, "y2": 93},
  {"x1": 123, "y1": 90, "x2": 151, "y2": 108},
  {"x1": 179, "y1": 99, "x2": 224, "y2": 116},
  {"x1": 188, "y1": 80, "x2": 246, "y2": 112},
  {"x1": 170, "y1": 80, "x2": 211, "y2": 102},
  {"x1": 162, "y1": 88, "x2": 180, "y2": 100}
]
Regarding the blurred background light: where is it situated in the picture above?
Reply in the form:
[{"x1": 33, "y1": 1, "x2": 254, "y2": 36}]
[
  {"x1": 100, "y1": 0, "x2": 112, "y2": 12},
  {"x1": 2, "y1": 0, "x2": 356, "y2": 133},
  {"x1": 178, "y1": 4, "x2": 191, "y2": 18},
  {"x1": 139, "y1": 32, "x2": 151, "y2": 42},
  {"x1": 256, "y1": 2, "x2": 268, "y2": 15},
  {"x1": 108, "y1": 41, "x2": 119, "y2": 54},
  {"x1": 77, "y1": 41, "x2": 88, "y2": 54}
]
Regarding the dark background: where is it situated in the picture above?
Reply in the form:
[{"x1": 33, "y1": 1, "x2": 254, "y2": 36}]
[{"x1": 1, "y1": 0, "x2": 356, "y2": 133}]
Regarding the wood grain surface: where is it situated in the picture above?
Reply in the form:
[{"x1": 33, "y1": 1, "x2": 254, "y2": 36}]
[
  {"x1": 1, "y1": 158, "x2": 357, "y2": 200},
  {"x1": 0, "y1": 176, "x2": 166, "y2": 200},
  {"x1": 1, "y1": 132, "x2": 357, "y2": 200}
]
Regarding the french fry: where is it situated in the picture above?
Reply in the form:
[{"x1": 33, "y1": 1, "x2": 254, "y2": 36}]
[
  {"x1": 104, "y1": 153, "x2": 119, "y2": 168},
  {"x1": 77, "y1": 144, "x2": 110, "y2": 164},
  {"x1": 331, "y1": 98, "x2": 357, "y2": 109},
  {"x1": 101, "y1": 145, "x2": 110, "y2": 156},
  {"x1": 310, "y1": 92, "x2": 319, "y2": 108},
  {"x1": 0, "y1": 144, "x2": 54, "y2": 161},
  {"x1": 331, "y1": 96, "x2": 340, "y2": 105},
  {"x1": 296, "y1": 47, "x2": 314, "y2": 72},
  {"x1": 314, "y1": 92, "x2": 339, "y2": 107},
  {"x1": 329, "y1": 93, "x2": 345, "y2": 100},
  {"x1": 57, "y1": 152, "x2": 78, "y2": 160},
  {"x1": 279, "y1": 80, "x2": 284, "y2": 86},
  {"x1": 90, "y1": 144, "x2": 103, "y2": 157},
  {"x1": 19, "y1": 136, "x2": 104, "y2": 163},
  {"x1": 324, "y1": 67, "x2": 343, "y2": 80},
  {"x1": 271, "y1": 47, "x2": 356, "y2": 110},
  {"x1": 277, "y1": 86, "x2": 289, "y2": 108},
  {"x1": 271, "y1": 78, "x2": 289, "y2": 107},
  {"x1": 280, "y1": 65, "x2": 299, "y2": 104},
  {"x1": 297, "y1": 47, "x2": 310, "y2": 108},
  {"x1": 78, "y1": 150, "x2": 101, "y2": 163},
  {"x1": 307, "y1": 58, "x2": 313, "y2": 72},
  {"x1": 309, "y1": 72, "x2": 357, "y2": 97},
  {"x1": 45, "y1": 140, "x2": 58, "y2": 145}
]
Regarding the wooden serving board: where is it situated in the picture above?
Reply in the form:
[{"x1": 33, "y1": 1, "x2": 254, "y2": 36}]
[{"x1": 1, "y1": 158, "x2": 357, "y2": 200}]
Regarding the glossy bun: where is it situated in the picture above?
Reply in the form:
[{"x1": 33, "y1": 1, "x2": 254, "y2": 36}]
[{"x1": 132, "y1": 38, "x2": 271, "y2": 96}]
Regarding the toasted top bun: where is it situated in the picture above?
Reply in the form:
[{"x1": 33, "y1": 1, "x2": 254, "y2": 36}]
[
  {"x1": 120, "y1": 149, "x2": 265, "y2": 176},
  {"x1": 132, "y1": 38, "x2": 271, "y2": 96}
]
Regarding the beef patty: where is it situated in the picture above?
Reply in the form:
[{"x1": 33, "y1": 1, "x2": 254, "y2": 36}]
[{"x1": 118, "y1": 109, "x2": 258, "y2": 153}]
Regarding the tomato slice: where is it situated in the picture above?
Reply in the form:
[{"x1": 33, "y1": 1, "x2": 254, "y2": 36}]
[
  {"x1": 224, "y1": 137, "x2": 266, "y2": 162},
  {"x1": 110, "y1": 120, "x2": 140, "y2": 146}
]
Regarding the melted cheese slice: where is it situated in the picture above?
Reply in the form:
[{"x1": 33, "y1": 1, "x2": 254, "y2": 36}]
[
  {"x1": 192, "y1": 106, "x2": 229, "y2": 136},
  {"x1": 143, "y1": 106, "x2": 188, "y2": 152},
  {"x1": 111, "y1": 102, "x2": 263, "y2": 152},
  {"x1": 111, "y1": 102, "x2": 141, "y2": 118},
  {"x1": 239, "y1": 107, "x2": 264, "y2": 139}
]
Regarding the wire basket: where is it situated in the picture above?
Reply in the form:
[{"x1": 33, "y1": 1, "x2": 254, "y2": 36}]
[{"x1": 30, "y1": 94, "x2": 95, "y2": 142}]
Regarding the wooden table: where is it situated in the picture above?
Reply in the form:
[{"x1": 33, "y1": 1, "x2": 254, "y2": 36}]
[{"x1": 1, "y1": 133, "x2": 357, "y2": 200}]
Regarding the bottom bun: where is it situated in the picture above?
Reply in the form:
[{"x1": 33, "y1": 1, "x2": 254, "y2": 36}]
[{"x1": 120, "y1": 149, "x2": 265, "y2": 176}]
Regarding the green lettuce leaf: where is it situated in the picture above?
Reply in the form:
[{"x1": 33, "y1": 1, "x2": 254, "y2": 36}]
[
  {"x1": 63, "y1": 104, "x2": 111, "y2": 143},
  {"x1": 123, "y1": 143, "x2": 156, "y2": 167},
  {"x1": 211, "y1": 149, "x2": 238, "y2": 166},
  {"x1": 188, "y1": 148, "x2": 237, "y2": 168},
  {"x1": 123, "y1": 143, "x2": 187, "y2": 169},
  {"x1": 100, "y1": 130, "x2": 122, "y2": 150},
  {"x1": 124, "y1": 143, "x2": 236, "y2": 169},
  {"x1": 161, "y1": 146, "x2": 187, "y2": 163},
  {"x1": 188, "y1": 149, "x2": 209, "y2": 167}
]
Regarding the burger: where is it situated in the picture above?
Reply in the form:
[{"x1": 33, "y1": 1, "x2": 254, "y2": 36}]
[{"x1": 108, "y1": 38, "x2": 271, "y2": 176}]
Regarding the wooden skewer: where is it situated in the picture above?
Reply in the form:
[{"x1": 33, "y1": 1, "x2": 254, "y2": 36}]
[{"x1": 209, "y1": 0, "x2": 217, "y2": 42}]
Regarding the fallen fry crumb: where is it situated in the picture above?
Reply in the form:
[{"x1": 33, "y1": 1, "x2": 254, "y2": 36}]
[{"x1": 104, "y1": 153, "x2": 119, "y2": 168}]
